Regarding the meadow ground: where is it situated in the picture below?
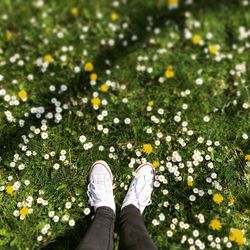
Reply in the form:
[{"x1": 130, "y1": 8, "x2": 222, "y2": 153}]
[{"x1": 0, "y1": 0, "x2": 249, "y2": 249}]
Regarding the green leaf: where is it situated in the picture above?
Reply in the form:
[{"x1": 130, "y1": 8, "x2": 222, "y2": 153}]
[
  {"x1": 0, "y1": 229, "x2": 12, "y2": 246},
  {"x1": 211, "y1": 148, "x2": 215, "y2": 161},
  {"x1": 56, "y1": 184, "x2": 68, "y2": 191}
]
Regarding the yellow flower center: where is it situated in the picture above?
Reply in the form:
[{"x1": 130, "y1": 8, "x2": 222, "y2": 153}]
[
  {"x1": 20, "y1": 207, "x2": 29, "y2": 217},
  {"x1": 91, "y1": 97, "x2": 101, "y2": 107}
]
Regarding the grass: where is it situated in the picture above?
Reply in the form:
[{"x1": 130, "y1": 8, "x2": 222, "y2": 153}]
[{"x1": 0, "y1": 0, "x2": 249, "y2": 249}]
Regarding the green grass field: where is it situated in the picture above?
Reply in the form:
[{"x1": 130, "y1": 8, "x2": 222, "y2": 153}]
[{"x1": 0, "y1": 0, "x2": 249, "y2": 249}]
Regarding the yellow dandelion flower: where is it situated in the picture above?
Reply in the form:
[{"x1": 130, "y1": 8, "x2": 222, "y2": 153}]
[
  {"x1": 100, "y1": 83, "x2": 109, "y2": 92},
  {"x1": 6, "y1": 31, "x2": 13, "y2": 41},
  {"x1": 91, "y1": 97, "x2": 101, "y2": 107},
  {"x1": 228, "y1": 197, "x2": 235, "y2": 206},
  {"x1": 209, "y1": 44, "x2": 219, "y2": 55},
  {"x1": 192, "y1": 34, "x2": 202, "y2": 45},
  {"x1": 143, "y1": 144, "x2": 153, "y2": 154},
  {"x1": 90, "y1": 73, "x2": 98, "y2": 81},
  {"x1": 168, "y1": 0, "x2": 179, "y2": 9},
  {"x1": 229, "y1": 228, "x2": 246, "y2": 246},
  {"x1": 6, "y1": 185, "x2": 14, "y2": 194},
  {"x1": 148, "y1": 101, "x2": 154, "y2": 107},
  {"x1": 43, "y1": 54, "x2": 53, "y2": 63},
  {"x1": 213, "y1": 193, "x2": 224, "y2": 204},
  {"x1": 164, "y1": 65, "x2": 175, "y2": 78},
  {"x1": 18, "y1": 90, "x2": 28, "y2": 101},
  {"x1": 71, "y1": 7, "x2": 79, "y2": 16},
  {"x1": 209, "y1": 218, "x2": 222, "y2": 231},
  {"x1": 84, "y1": 62, "x2": 94, "y2": 72},
  {"x1": 245, "y1": 154, "x2": 250, "y2": 161},
  {"x1": 111, "y1": 12, "x2": 119, "y2": 21},
  {"x1": 152, "y1": 161, "x2": 160, "y2": 168},
  {"x1": 20, "y1": 207, "x2": 30, "y2": 218},
  {"x1": 187, "y1": 178, "x2": 193, "y2": 187}
]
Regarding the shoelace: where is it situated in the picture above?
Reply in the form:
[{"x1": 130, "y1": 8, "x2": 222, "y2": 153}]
[
  {"x1": 87, "y1": 175, "x2": 113, "y2": 206},
  {"x1": 129, "y1": 174, "x2": 153, "y2": 208}
]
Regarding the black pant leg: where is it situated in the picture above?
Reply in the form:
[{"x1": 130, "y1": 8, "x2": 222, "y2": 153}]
[
  {"x1": 119, "y1": 204, "x2": 158, "y2": 250},
  {"x1": 76, "y1": 206, "x2": 115, "y2": 250}
]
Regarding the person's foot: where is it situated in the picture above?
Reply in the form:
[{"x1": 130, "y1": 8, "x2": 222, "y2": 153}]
[
  {"x1": 87, "y1": 160, "x2": 116, "y2": 213},
  {"x1": 121, "y1": 162, "x2": 155, "y2": 214}
]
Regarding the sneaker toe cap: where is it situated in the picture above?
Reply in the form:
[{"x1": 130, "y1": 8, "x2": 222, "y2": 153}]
[
  {"x1": 137, "y1": 163, "x2": 155, "y2": 175},
  {"x1": 90, "y1": 160, "x2": 112, "y2": 177}
]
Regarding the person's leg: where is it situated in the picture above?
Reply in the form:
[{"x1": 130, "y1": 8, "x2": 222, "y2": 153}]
[
  {"x1": 77, "y1": 206, "x2": 115, "y2": 250},
  {"x1": 119, "y1": 204, "x2": 157, "y2": 250},
  {"x1": 76, "y1": 160, "x2": 116, "y2": 250},
  {"x1": 119, "y1": 163, "x2": 158, "y2": 250}
]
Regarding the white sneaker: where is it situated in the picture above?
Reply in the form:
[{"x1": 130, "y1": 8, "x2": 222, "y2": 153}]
[
  {"x1": 121, "y1": 162, "x2": 155, "y2": 214},
  {"x1": 87, "y1": 160, "x2": 116, "y2": 213}
]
